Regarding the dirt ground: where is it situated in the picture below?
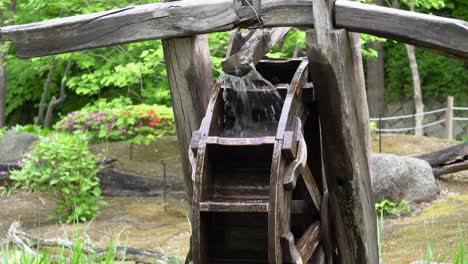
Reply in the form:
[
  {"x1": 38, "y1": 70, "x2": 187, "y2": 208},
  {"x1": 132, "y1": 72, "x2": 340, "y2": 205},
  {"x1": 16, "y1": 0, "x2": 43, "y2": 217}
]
[
  {"x1": 0, "y1": 134, "x2": 466, "y2": 263},
  {"x1": 373, "y1": 134, "x2": 467, "y2": 264},
  {"x1": 0, "y1": 192, "x2": 191, "y2": 258}
]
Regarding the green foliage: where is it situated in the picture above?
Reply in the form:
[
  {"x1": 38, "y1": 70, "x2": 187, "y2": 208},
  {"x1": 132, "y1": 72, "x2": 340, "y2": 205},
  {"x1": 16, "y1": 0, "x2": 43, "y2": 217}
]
[
  {"x1": 383, "y1": 0, "x2": 468, "y2": 105},
  {"x1": 55, "y1": 98, "x2": 176, "y2": 145},
  {"x1": 2, "y1": 0, "x2": 467, "y2": 127},
  {"x1": 10, "y1": 133, "x2": 106, "y2": 223},
  {"x1": 5, "y1": 0, "x2": 171, "y2": 125},
  {"x1": 0, "y1": 225, "x2": 183, "y2": 263},
  {"x1": 0, "y1": 126, "x2": 7, "y2": 139},
  {"x1": 377, "y1": 209, "x2": 384, "y2": 258},
  {"x1": 13, "y1": 124, "x2": 51, "y2": 137},
  {"x1": 375, "y1": 199, "x2": 411, "y2": 217},
  {"x1": 267, "y1": 29, "x2": 307, "y2": 58},
  {"x1": 361, "y1": 34, "x2": 387, "y2": 60},
  {"x1": 370, "y1": 121, "x2": 377, "y2": 133}
]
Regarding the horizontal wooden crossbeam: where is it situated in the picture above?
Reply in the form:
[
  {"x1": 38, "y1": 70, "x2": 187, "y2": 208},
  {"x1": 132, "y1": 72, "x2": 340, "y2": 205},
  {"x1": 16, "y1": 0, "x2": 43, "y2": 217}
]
[
  {"x1": 335, "y1": 0, "x2": 468, "y2": 60},
  {"x1": 1, "y1": 0, "x2": 467, "y2": 60}
]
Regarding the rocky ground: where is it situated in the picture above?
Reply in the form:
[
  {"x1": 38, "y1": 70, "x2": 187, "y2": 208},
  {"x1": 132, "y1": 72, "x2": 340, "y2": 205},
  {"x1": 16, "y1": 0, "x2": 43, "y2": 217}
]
[
  {"x1": 0, "y1": 134, "x2": 466, "y2": 263},
  {"x1": 374, "y1": 134, "x2": 467, "y2": 264}
]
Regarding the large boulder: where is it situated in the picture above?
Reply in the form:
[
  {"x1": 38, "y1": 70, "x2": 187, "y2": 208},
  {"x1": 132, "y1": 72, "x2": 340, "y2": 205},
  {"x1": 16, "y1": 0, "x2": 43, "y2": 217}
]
[
  {"x1": 403, "y1": 156, "x2": 439, "y2": 202},
  {"x1": 371, "y1": 154, "x2": 409, "y2": 202},
  {"x1": 371, "y1": 153, "x2": 439, "y2": 203},
  {"x1": 0, "y1": 130, "x2": 38, "y2": 162}
]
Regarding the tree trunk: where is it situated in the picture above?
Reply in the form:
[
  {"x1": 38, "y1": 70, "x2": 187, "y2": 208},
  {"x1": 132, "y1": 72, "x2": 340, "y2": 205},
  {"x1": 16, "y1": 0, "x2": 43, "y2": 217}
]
[
  {"x1": 366, "y1": 0, "x2": 385, "y2": 118},
  {"x1": 0, "y1": 48, "x2": 6, "y2": 128},
  {"x1": 0, "y1": 0, "x2": 16, "y2": 128},
  {"x1": 162, "y1": 35, "x2": 213, "y2": 203},
  {"x1": 35, "y1": 58, "x2": 57, "y2": 126},
  {"x1": 405, "y1": 43, "x2": 424, "y2": 136},
  {"x1": 393, "y1": 0, "x2": 424, "y2": 136},
  {"x1": 44, "y1": 60, "x2": 72, "y2": 128}
]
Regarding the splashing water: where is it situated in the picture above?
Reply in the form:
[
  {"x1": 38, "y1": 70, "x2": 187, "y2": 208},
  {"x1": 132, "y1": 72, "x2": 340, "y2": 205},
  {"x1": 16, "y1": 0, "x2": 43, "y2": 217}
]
[{"x1": 219, "y1": 64, "x2": 284, "y2": 137}]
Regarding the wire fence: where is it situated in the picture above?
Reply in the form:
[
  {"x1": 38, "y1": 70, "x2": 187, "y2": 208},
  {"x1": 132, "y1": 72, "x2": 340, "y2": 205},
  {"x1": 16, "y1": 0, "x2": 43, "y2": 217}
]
[{"x1": 369, "y1": 96, "x2": 467, "y2": 138}]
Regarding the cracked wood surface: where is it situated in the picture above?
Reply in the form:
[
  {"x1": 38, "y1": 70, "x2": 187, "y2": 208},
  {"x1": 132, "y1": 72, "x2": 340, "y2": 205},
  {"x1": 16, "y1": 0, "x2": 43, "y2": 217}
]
[
  {"x1": 162, "y1": 35, "x2": 213, "y2": 202},
  {"x1": 335, "y1": 0, "x2": 468, "y2": 60},
  {"x1": 1, "y1": 0, "x2": 312, "y2": 58},
  {"x1": 306, "y1": 0, "x2": 378, "y2": 262},
  {"x1": 1, "y1": 0, "x2": 467, "y2": 60}
]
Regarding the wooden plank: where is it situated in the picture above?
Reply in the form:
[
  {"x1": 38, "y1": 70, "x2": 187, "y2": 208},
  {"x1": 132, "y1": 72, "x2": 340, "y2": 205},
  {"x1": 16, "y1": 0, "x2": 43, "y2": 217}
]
[
  {"x1": 306, "y1": 0, "x2": 378, "y2": 263},
  {"x1": 283, "y1": 133, "x2": 307, "y2": 191},
  {"x1": 302, "y1": 165, "x2": 322, "y2": 213},
  {"x1": 222, "y1": 27, "x2": 291, "y2": 76},
  {"x1": 1, "y1": 0, "x2": 312, "y2": 58},
  {"x1": 162, "y1": 35, "x2": 213, "y2": 202},
  {"x1": 199, "y1": 201, "x2": 268, "y2": 212},
  {"x1": 206, "y1": 136, "x2": 275, "y2": 146},
  {"x1": 268, "y1": 142, "x2": 285, "y2": 263},
  {"x1": 295, "y1": 222, "x2": 320, "y2": 263},
  {"x1": 280, "y1": 232, "x2": 303, "y2": 264},
  {"x1": 275, "y1": 59, "x2": 308, "y2": 141},
  {"x1": 191, "y1": 140, "x2": 209, "y2": 264},
  {"x1": 1, "y1": 0, "x2": 466, "y2": 60},
  {"x1": 335, "y1": 0, "x2": 468, "y2": 60}
]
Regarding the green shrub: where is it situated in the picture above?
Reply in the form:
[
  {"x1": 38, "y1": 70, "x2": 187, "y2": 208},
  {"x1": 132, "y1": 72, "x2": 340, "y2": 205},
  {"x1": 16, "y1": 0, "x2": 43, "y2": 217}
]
[
  {"x1": 0, "y1": 127, "x2": 7, "y2": 139},
  {"x1": 14, "y1": 124, "x2": 52, "y2": 137},
  {"x1": 56, "y1": 99, "x2": 176, "y2": 145},
  {"x1": 10, "y1": 133, "x2": 106, "y2": 223},
  {"x1": 370, "y1": 121, "x2": 377, "y2": 133},
  {"x1": 375, "y1": 199, "x2": 411, "y2": 217}
]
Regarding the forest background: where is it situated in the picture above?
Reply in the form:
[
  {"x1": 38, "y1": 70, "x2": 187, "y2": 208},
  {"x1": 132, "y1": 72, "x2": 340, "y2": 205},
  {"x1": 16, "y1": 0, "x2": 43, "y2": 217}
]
[{"x1": 0, "y1": 0, "x2": 466, "y2": 132}]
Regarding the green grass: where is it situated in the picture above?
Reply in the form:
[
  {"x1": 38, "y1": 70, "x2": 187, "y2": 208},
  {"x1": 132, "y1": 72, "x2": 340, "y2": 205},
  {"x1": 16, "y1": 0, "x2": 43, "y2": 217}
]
[{"x1": 0, "y1": 224, "x2": 184, "y2": 264}]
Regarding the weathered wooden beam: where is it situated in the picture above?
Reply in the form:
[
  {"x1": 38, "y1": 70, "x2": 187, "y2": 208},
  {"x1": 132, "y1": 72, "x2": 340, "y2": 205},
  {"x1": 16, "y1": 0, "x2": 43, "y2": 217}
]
[
  {"x1": 296, "y1": 222, "x2": 320, "y2": 263},
  {"x1": 1, "y1": 0, "x2": 312, "y2": 58},
  {"x1": 335, "y1": 0, "x2": 468, "y2": 60},
  {"x1": 162, "y1": 35, "x2": 213, "y2": 202},
  {"x1": 306, "y1": 0, "x2": 378, "y2": 263},
  {"x1": 222, "y1": 27, "x2": 291, "y2": 76},
  {"x1": 2, "y1": 0, "x2": 466, "y2": 60}
]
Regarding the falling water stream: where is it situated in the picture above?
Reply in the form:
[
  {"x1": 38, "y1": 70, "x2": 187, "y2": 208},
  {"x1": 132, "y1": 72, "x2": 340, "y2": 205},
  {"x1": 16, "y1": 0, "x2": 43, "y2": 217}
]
[{"x1": 219, "y1": 64, "x2": 284, "y2": 137}]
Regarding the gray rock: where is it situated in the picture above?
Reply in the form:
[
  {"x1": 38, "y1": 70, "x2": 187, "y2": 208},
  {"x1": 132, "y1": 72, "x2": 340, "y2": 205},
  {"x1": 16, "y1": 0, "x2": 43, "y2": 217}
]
[
  {"x1": 371, "y1": 153, "x2": 409, "y2": 202},
  {"x1": 371, "y1": 153, "x2": 439, "y2": 203},
  {"x1": 0, "y1": 130, "x2": 38, "y2": 162},
  {"x1": 402, "y1": 156, "x2": 439, "y2": 203}
]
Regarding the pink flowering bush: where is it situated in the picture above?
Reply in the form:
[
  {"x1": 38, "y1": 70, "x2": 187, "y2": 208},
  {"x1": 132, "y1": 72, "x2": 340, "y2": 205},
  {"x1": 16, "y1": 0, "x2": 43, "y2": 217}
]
[{"x1": 56, "y1": 104, "x2": 175, "y2": 145}]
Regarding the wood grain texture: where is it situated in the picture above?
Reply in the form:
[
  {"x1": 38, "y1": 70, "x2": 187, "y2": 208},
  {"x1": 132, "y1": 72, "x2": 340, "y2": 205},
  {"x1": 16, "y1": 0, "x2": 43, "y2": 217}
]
[
  {"x1": 307, "y1": 0, "x2": 378, "y2": 263},
  {"x1": 295, "y1": 222, "x2": 320, "y2": 263},
  {"x1": 335, "y1": 0, "x2": 468, "y2": 60},
  {"x1": 2, "y1": 0, "x2": 466, "y2": 60},
  {"x1": 222, "y1": 27, "x2": 291, "y2": 76},
  {"x1": 163, "y1": 35, "x2": 213, "y2": 203},
  {"x1": 199, "y1": 201, "x2": 268, "y2": 212},
  {"x1": 1, "y1": 0, "x2": 312, "y2": 58},
  {"x1": 280, "y1": 232, "x2": 303, "y2": 264}
]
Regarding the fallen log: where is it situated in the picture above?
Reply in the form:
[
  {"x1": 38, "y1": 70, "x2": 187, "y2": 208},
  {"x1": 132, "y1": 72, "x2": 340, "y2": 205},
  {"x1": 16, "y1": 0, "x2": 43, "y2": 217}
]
[
  {"x1": 417, "y1": 142, "x2": 468, "y2": 178},
  {"x1": 7, "y1": 221, "x2": 170, "y2": 264}
]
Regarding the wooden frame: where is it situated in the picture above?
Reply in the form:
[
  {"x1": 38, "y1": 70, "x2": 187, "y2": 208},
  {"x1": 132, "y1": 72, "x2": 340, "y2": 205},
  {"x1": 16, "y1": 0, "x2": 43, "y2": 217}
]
[
  {"x1": 1, "y1": 0, "x2": 466, "y2": 59},
  {"x1": 189, "y1": 58, "x2": 324, "y2": 263}
]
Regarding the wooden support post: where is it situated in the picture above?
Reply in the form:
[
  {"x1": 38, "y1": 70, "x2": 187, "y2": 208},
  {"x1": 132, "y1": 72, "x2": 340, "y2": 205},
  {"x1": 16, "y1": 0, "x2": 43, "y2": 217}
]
[
  {"x1": 306, "y1": 0, "x2": 378, "y2": 263},
  {"x1": 446, "y1": 96, "x2": 454, "y2": 140},
  {"x1": 162, "y1": 35, "x2": 213, "y2": 202}
]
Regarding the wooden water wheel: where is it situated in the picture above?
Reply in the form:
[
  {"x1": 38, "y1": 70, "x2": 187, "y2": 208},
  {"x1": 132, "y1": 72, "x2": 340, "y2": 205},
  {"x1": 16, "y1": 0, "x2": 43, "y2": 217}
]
[{"x1": 189, "y1": 58, "x2": 328, "y2": 264}]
